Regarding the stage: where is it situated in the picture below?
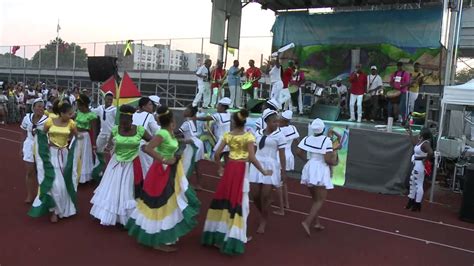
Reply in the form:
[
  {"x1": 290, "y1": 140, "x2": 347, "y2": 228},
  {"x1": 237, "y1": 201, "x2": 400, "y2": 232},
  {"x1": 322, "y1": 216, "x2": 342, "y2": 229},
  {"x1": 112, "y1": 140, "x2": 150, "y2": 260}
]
[{"x1": 172, "y1": 107, "x2": 418, "y2": 195}]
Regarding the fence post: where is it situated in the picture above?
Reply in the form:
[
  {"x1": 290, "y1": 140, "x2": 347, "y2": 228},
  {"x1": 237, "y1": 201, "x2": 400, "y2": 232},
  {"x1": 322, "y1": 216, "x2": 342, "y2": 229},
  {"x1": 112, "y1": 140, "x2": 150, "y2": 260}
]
[
  {"x1": 72, "y1": 44, "x2": 76, "y2": 86},
  {"x1": 166, "y1": 39, "x2": 172, "y2": 106},
  {"x1": 9, "y1": 46, "x2": 12, "y2": 82},
  {"x1": 38, "y1": 45, "x2": 42, "y2": 82},
  {"x1": 23, "y1": 45, "x2": 26, "y2": 83},
  {"x1": 139, "y1": 40, "x2": 143, "y2": 91}
]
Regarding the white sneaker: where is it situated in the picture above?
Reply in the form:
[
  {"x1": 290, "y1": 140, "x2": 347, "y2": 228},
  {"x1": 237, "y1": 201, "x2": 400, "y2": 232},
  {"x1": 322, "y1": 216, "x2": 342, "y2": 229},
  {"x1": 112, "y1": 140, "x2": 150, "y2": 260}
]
[
  {"x1": 357, "y1": 118, "x2": 362, "y2": 123},
  {"x1": 348, "y1": 118, "x2": 356, "y2": 122}
]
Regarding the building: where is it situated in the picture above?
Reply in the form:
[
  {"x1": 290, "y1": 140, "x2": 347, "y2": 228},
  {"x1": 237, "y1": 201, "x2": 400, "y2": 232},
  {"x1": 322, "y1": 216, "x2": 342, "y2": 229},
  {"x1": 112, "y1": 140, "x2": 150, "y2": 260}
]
[{"x1": 104, "y1": 43, "x2": 209, "y2": 72}]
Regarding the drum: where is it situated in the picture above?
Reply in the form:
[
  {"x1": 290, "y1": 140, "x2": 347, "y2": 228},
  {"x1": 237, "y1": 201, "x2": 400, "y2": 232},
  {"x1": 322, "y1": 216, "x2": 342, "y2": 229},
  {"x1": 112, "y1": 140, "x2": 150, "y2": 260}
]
[
  {"x1": 385, "y1": 90, "x2": 401, "y2": 104},
  {"x1": 288, "y1": 84, "x2": 299, "y2": 94},
  {"x1": 242, "y1": 81, "x2": 252, "y2": 90}
]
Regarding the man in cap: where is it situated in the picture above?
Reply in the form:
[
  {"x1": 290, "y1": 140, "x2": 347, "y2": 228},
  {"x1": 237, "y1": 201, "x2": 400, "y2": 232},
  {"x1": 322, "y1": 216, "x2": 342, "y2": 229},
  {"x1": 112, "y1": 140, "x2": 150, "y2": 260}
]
[
  {"x1": 92, "y1": 91, "x2": 117, "y2": 153},
  {"x1": 193, "y1": 58, "x2": 212, "y2": 109},
  {"x1": 366, "y1": 66, "x2": 383, "y2": 122}
]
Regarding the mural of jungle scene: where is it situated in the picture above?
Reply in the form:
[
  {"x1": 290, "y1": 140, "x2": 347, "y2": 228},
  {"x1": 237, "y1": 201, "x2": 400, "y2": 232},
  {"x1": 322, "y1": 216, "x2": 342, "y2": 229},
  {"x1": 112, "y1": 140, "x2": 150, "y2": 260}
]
[{"x1": 280, "y1": 44, "x2": 442, "y2": 86}]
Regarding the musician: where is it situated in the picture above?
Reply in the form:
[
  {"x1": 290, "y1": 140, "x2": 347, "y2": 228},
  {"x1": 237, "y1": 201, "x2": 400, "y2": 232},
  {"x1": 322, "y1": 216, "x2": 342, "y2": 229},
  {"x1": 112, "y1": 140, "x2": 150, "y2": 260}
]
[
  {"x1": 227, "y1": 60, "x2": 244, "y2": 108},
  {"x1": 348, "y1": 64, "x2": 367, "y2": 123},
  {"x1": 245, "y1": 60, "x2": 262, "y2": 100},
  {"x1": 211, "y1": 61, "x2": 226, "y2": 108},
  {"x1": 192, "y1": 58, "x2": 212, "y2": 109},
  {"x1": 408, "y1": 63, "x2": 424, "y2": 114},
  {"x1": 366, "y1": 66, "x2": 383, "y2": 122},
  {"x1": 389, "y1": 62, "x2": 410, "y2": 123},
  {"x1": 289, "y1": 62, "x2": 305, "y2": 115},
  {"x1": 332, "y1": 79, "x2": 348, "y2": 114},
  {"x1": 281, "y1": 61, "x2": 294, "y2": 111},
  {"x1": 269, "y1": 58, "x2": 284, "y2": 106}
]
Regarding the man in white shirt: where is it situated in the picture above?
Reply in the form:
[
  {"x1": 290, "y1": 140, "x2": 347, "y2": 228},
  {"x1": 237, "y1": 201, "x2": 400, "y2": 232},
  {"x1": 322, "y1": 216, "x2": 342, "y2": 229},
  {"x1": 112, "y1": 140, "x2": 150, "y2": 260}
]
[
  {"x1": 332, "y1": 79, "x2": 348, "y2": 113},
  {"x1": 41, "y1": 83, "x2": 49, "y2": 101},
  {"x1": 269, "y1": 58, "x2": 284, "y2": 106},
  {"x1": 192, "y1": 59, "x2": 212, "y2": 109},
  {"x1": 366, "y1": 66, "x2": 383, "y2": 122},
  {"x1": 25, "y1": 86, "x2": 36, "y2": 113},
  {"x1": 92, "y1": 91, "x2": 116, "y2": 153}
]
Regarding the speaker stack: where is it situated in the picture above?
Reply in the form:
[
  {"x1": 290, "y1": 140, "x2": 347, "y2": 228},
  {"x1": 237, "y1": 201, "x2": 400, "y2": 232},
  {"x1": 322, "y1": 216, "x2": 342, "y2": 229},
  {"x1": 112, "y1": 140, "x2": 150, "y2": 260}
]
[
  {"x1": 460, "y1": 166, "x2": 474, "y2": 223},
  {"x1": 246, "y1": 99, "x2": 266, "y2": 113},
  {"x1": 87, "y1": 56, "x2": 118, "y2": 82}
]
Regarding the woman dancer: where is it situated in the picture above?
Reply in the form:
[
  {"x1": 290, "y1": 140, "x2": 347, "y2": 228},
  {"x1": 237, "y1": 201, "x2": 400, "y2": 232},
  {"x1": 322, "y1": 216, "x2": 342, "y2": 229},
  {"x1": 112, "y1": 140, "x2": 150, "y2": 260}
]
[
  {"x1": 20, "y1": 98, "x2": 48, "y2": 203},
  {"x1": 73, "y1": 94, "x2": 98, "y2": 185},
  {"x1": 274, "y1": 110, "x2": 300, "y2": 215},
  {"x1": 296, "y1": 119, "x2": 337, "y2": 236},
  {"x1": 29, "y1": 100, "x2": 79, "y2": 223},
  {"x1": 405, "y1": 127, "x2": 433, "y2": 212},
  {"x1": 202, "y1": 109, "x2": 271, "y2": 255},
  {"x1": 90, "y1": 105, "x2": 152, "y2": 226},
  {"x1": 249, "y1": 109, "x2": 286, "y2": 234},
  {"x1": 132, "y1": 97, "x2": 160, "y2": 176},
  {"x1": 179, "y1": 105, "x2": 205, "y2": 190},
  {"x1": 126, "y1": 106, "x2": 200, "y2": 252}
]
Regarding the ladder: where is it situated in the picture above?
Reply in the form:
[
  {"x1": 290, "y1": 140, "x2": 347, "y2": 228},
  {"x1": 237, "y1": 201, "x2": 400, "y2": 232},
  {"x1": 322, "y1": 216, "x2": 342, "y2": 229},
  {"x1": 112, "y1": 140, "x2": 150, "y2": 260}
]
[{"x1": 424, "y1": 93, "x2": 441, "y2": 128}]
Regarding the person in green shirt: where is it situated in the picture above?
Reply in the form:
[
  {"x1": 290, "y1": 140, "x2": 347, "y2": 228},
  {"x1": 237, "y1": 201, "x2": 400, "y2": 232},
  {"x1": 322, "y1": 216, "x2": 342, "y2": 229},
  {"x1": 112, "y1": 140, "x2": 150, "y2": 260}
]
[
  {"x1": 126, "y1": 106, "x2": 200, "y2": 253},
  {"x1": 90, "y1": 104, "x2": 152, "y2": 226},
  {"x1": 72, "y1": 94, "x2": 98, "y2": 186}
]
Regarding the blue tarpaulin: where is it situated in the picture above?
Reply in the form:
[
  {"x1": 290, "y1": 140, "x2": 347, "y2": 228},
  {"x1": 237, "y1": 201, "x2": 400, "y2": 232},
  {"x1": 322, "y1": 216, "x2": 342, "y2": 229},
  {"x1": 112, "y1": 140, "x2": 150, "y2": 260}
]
[{"x1": 272, "y1": 7, "x2": 443, "y2": 49}]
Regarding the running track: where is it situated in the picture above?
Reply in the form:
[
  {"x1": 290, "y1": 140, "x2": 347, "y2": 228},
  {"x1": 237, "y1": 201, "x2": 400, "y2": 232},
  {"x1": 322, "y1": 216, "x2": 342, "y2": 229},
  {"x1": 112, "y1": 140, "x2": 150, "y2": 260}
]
[{"x1": 0, "y1": 124, "x2": 473, "y2": 266}]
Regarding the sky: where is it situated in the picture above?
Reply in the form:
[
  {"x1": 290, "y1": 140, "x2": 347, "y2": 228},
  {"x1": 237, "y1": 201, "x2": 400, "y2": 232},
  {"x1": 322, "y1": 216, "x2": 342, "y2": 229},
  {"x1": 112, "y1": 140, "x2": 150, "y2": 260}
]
[{"x1": 0, "y1": 0, "x2": 276, "y2": 64}]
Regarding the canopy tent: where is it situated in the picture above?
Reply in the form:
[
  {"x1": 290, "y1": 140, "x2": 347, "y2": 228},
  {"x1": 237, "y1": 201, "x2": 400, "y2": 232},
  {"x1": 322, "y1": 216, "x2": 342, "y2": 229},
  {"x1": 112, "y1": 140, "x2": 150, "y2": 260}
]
[{"x1": 431, "y1": 79, "x2": 474, "y2": 201}]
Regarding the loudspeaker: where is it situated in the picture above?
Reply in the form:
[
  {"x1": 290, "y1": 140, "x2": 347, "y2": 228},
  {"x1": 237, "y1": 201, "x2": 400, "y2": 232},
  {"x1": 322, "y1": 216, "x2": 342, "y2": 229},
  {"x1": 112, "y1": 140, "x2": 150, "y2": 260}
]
[
  {"x1": 247, "y1": 99, "x2": 266, "y2": 113},
  {"x1": 460, "y1": 168, "x2": 474, "y2": 223},
  {"x1": 309, "y1": 104, "x2": 340, "y2": 121},
  {"x1": 87, "y1": 56, "x2": 118, "y2": 82}
]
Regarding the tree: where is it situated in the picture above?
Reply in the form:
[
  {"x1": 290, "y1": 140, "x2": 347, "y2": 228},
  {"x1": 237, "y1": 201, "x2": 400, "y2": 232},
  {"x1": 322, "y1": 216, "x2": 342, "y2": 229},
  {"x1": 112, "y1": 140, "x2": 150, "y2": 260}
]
[
  {"x1": 455, "y1": 67, "x2": 474, "y2": 84},
  {"x1": 31, "y1": 38, "x2": 88, "y2": 69}
]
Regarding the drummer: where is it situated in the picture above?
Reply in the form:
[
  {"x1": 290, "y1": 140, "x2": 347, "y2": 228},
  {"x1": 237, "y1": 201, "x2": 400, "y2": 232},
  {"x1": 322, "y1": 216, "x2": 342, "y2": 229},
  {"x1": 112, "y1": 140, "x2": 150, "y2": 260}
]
[
  {"x1": 289, "y1": 62, "x2": 305, "y2": 115},
  {"x1": 389, "y1": 62, "x2": 410, "y2": 124},
  {"x1": 366, "y1": 66, "x2": 383, "y2": 122},
  {"x1": 245, "y1": 60, "x2": 262, "y2": 101}
]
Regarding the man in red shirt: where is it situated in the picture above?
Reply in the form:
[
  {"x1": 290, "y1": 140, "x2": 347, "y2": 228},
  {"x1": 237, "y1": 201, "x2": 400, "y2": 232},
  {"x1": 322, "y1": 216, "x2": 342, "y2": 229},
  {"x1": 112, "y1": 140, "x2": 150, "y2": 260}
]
[
  {"x1": 348, "y1": 64, "x2": 367, "y2": 122},
  {"x1": 211, "y1": 61, "x2": 226, "y2": 108},
  {"x1": 281, "y1": 61, "x2": 295, "y2": 110},
  {"x1": 245, "y1": 60, "x2": 262, "y2": 100}
]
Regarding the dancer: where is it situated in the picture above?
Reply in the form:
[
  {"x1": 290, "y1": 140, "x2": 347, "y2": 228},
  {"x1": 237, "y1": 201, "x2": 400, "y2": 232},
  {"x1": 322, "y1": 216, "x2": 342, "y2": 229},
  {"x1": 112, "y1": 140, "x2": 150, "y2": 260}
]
[
  {"x1": 73, "y1": 94, "x2": 98, "y2": 185},
  {"x1": 202, "y1": 109, "x2": 271, "y2": 255},
  {"x1": 255, "y1": 99, "x2": 280, "y2": 131},
  {"x1": 20, "y1": 98, "x2": 48, "y2": 203},
  {"x1": 405, "y1": 126, "x2": 433, "y2": 212},
  {"x1": 132, "y1": 97, "x2": 160, "y2": 177},
  {"x1": 268, "y1": 58, "x2": 284, "y2": 106},
  {"x1": 274, "y1": 110, "x2": 300, "y2": 216},
  {"x1": 281, "y1": 61, "x2": 295, "y2": 110},
  {"x1": 194, "y1": 97, "x2": 232, "y2": 162},
  {"x1": 126, "y1": 106, "x2": 200, "y2": 252},
  {"x1": 90, "y1": 105, "x2": 152, "y2": 226},
  {"x1": 29, "y1": 100, "x2": 79, "y2": 223},
  {"x1": 92, "y1": 91, "x2": 116, "y2": 153},
  {"x1": 249, "y1": 109, "x2": 286, "y2": 234},
  {"x1": 179, "y1": 105, "x2": 205, "y2": 190},
  {"x1": 296, "y1": 119, "x2": 337, "y2": 236}
]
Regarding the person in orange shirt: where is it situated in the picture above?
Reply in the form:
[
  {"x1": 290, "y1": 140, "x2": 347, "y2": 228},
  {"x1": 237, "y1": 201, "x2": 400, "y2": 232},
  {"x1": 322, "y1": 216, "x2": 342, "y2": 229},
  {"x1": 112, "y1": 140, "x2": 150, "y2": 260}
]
[{"x1": 211, "y1": 61, "x2": 226, "y2": 108}]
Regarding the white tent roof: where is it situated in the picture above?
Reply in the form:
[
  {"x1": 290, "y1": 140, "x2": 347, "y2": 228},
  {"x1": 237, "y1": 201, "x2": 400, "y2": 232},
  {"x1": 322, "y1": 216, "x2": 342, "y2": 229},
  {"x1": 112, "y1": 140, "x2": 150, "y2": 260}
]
[{"x1": 442, "y1": 79, "x2": 474, "y2": 106}]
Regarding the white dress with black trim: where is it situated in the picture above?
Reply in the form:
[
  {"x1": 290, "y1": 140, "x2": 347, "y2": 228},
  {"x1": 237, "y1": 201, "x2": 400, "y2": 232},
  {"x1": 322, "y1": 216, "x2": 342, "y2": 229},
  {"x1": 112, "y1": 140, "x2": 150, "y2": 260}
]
[
  {"x1": 180, "y1": 119, "x2": 205, "y2": 176},
  {"x1": 298, "y1": 135, "x2": 334, "y2": 189},
  {"x1": 20, "y1": 114, "x2": 48, "y2": 163},
  {"x1": 211, "y1": 112, "x2": 231, "y2": 152},
  {"x1": 132, "y1": 111, "x2": 160, "y2": 176},
  {"x1": 248, "y1": 128, "x2": 286, "y2": 186},
  {"x1": 279, "y1": 125, "x2": 300, "y2": 171}
]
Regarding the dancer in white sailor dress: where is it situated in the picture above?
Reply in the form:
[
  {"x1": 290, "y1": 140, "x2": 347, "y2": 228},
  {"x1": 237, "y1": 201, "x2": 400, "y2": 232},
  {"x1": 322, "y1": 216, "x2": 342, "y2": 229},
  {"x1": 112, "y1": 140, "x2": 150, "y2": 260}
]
[
  {"x1": 179, "y1": 105, "x2": 205, "y2": 190},
  {"x1": 132, "y1": 97, "x2": 160, "y2": 176},
  {"x1": 248, "y1": 109, "x2": 286, "y2": 234},
  {"x1": 274, "y1": 110, "x2": 300, "y2": 215},
  {"x1": 90, "y1": 105, "x2": 152, "y2": 226},
  {"x1": 255, "y1": 99, "x2": 280, "y2": 131},
  {"x1": 20, "y1": 98, "x2": 48, "y2": 203},
  {"x1": 296, "y1": 118, "x2": 337, "y2": 237},
  {"x1": 405, "y1": 126, "x2": 433, "y2": 212},
  {"x1": 195, "y1": 97, "x2": 231, "y2": 161}
]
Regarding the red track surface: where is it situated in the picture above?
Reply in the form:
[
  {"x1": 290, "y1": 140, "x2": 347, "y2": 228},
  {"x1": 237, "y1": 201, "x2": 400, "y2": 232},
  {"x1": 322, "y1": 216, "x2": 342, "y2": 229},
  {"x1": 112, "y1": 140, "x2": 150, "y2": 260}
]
[{"x1": 1, "y1": 124, "x2": 473, "y2": 266}]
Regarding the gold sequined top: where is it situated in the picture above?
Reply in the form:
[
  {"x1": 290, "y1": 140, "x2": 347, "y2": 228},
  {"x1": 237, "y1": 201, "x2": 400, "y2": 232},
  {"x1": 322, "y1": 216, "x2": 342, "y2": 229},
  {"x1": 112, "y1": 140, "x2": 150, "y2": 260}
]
[{"x1": 223, "y1": 132, "x2": 256, "y2": 160}]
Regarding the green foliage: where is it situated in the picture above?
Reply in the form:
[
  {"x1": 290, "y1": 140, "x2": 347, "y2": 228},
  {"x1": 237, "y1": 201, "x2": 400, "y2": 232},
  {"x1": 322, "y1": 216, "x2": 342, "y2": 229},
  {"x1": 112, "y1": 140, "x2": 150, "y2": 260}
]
[
  {"x1": 30, "y1": 38, "x2": 88, "y2": 69},
  {"x1": 455, "y1": 67, "x2": 474, "y2": 84}
]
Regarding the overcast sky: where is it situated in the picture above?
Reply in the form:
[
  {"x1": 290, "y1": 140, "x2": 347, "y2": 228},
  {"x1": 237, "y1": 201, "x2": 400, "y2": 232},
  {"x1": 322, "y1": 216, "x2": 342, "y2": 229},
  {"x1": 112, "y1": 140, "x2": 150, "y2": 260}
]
[{"x1": 0, "y1": 0, "x2": 276, "y2": 64}]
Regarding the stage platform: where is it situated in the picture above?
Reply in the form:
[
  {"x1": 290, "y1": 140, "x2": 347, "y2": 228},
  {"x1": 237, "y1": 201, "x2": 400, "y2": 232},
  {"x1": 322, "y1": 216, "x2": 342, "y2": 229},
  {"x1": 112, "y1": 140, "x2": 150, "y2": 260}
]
[{"x1": 171, "y1": 107, "x2": 418, "y2": 195}]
